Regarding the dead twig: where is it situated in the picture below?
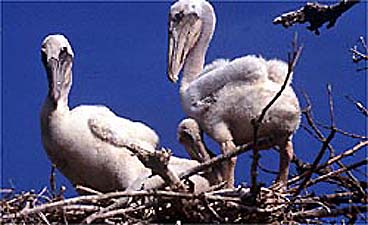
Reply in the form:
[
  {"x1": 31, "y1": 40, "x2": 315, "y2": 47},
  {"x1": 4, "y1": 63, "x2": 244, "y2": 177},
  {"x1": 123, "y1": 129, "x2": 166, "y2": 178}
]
[
  {"x1": 273, "y1": 0, "x2": 360, "y2": 35},
  {"x1": 292, "y1": 205, "x2": 368, "y2": 221},
  {"x1": 351, "y1": 36, "x2": 368, "y2": 71},
  {"x1": 345, "y1": 95, "x2": 368, "y2": 117},
  {"x1": 123, "y1": 143, "x2": 187, "y2": 191},
  {"x1": 293, "y1": 85, "x2": 337, "y2": 197},
  {"x1": 251, "y1": 33, "x2": 303, "y2": 194},
  {"x1": 290, "y1": 159, "x2": 367, "y2": 192},
  {"x1": 316, "y1": 122, "x2": 367, "y2": 140},
  {"x1": 179, "y1": 137, "x2": 272, "y2": 182}
]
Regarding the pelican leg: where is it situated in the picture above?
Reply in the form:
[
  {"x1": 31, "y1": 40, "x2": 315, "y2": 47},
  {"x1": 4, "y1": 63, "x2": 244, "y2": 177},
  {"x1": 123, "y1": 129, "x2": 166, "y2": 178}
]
[
  {"x1": 212, "y1": 122, "x2": 237, "y2": 188},
  {"x1": 274, "y1": 139, "x2": 293, "y2": 191},
  {"x1": 220, "y1": 140, "x2": 237, "y2": 188}
]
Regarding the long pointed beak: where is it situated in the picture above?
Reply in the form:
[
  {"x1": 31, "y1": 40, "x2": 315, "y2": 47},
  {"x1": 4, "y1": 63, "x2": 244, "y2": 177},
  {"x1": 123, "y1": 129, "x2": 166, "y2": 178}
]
[
  {"x1": 43, "y1": 51, "x2": 73, "y2": 102},
  {"x1": 168, "y1": 14, "x2": 202, "y2": 83},
  {"x1": 49, "y1": 58, "x2": 63, "y2": 101}
]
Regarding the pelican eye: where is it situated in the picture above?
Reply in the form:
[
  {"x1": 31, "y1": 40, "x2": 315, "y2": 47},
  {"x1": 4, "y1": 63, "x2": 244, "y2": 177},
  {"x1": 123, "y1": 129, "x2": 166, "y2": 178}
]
[
  {"x1": 59, "y1": 47, "x2": 71, "y2": 60},
  {"x1": 173, "y1": 10, "x2": 184, "y2": 23}
]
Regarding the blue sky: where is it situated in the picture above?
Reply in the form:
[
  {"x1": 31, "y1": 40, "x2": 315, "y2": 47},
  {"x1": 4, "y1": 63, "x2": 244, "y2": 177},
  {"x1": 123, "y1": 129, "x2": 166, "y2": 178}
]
[{"x1": 2, "y1": 1, "x2": 366, "y2": 197}]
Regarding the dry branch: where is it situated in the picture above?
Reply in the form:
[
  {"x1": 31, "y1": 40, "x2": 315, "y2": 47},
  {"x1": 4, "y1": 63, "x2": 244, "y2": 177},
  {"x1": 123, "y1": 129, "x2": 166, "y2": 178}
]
[
  {"x1": 251, "y1": 33, "x2": 303, "y2": 194},
  {"x1": 273, "y1": 0, "x2": 360, "y2": 35},
  {"x1": 346, "y1": 95, "x2": 368, "y2": 117},
  {"x1": 351, "y1": 36, "x2": 368, "y2": 71}
]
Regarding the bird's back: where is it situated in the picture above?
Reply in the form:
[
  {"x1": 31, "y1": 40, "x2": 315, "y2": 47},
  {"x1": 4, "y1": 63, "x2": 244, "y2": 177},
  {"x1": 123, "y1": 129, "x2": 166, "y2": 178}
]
[
  {"x1": 186, "y1": 56, "x2": 300, "y2": 147},
  {"x1": 41, "y1": 104, "x2": 158, "y2": 192}
]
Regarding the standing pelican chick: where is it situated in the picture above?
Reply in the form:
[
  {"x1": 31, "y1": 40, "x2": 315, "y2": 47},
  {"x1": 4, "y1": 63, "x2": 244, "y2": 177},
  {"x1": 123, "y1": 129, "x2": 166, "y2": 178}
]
[
  {"x1": 40, "y1": 34, "x2": 210, "y2": 193},
  {"x1": 167, "y1": 0, "x2": 301, "y2": 188}
]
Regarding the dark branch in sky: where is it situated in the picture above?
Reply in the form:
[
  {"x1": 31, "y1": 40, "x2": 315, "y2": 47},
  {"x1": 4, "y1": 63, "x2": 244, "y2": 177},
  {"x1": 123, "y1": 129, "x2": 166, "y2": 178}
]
[{"x1": 273, "y1": 0, "x2": 360, "y2": 35}]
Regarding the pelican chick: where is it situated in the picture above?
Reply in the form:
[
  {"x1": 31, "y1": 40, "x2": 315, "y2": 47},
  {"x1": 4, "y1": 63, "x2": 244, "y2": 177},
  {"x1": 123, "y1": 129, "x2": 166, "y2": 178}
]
[
  {"x1": 167, "y1": 0, "x2": 301, "y2": 189},
  {"x1": 177, "y1": 118, "x2": 224, "y2": 185},
  {"x1": 40, "y1": 34, "x2": 210, "y2": 193}
]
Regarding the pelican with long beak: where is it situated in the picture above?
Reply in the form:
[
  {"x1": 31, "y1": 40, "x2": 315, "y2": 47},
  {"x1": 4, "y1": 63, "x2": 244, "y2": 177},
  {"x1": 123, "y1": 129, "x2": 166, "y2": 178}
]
[
  {"x1": 167, "y1": 0, "x2": 301, "y2": 189},
  {"x1": 40, "y1": 34, "x2": 213, "y2": 193}
]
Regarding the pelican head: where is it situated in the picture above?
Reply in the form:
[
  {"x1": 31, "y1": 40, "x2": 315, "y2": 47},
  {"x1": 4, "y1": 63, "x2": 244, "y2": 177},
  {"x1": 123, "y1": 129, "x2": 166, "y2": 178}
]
[
  {"x1": 177, "y1": 118, "x2": 202, "y2": 144},
  {"x1": 41, "y1": 34, "x2": 74, "y2": 104},
  {"x1": 168, "y1": 0, "x2": 215, "y2": 83}
]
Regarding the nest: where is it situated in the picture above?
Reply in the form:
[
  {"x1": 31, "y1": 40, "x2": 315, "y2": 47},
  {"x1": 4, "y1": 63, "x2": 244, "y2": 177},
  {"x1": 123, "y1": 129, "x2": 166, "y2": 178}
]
[{"x1": 1, "y1": 179, "x2": 367, "y2": 225}]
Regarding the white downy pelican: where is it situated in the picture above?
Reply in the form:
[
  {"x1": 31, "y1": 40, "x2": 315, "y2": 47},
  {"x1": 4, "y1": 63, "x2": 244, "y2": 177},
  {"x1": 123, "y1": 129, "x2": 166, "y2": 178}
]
[
  {"x1": 168, "y1": 0, "x2": 301, "y2": 188},
  {"x1": 40, "y1": 34, "x2": 211, "y2": 193}
]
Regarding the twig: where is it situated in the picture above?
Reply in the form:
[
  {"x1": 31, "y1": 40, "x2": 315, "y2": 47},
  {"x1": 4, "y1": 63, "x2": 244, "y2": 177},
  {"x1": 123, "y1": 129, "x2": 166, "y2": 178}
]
[
  {"x1": 297, "y1": 191, "x2": 366, "y2": 204},
  {"x1": 273, "y1": 0, "x2": 361, "y2": 35},
  {"x1": 289, "y1": 141, "x2": 367, "y2": 199},
  {"x1": 319, "y1": 141, "x2": 368, "y2": 171},
  {"x1": 75, "y1": 185, "x2": 103, "y2": 195},
  {"x1": 125, "y1": 144, "x2": 187, "y2": 191},
  {"x1": 327, "y1": 84, "x2": 335, "y2": 128},
  {"x1": 85, "y1": 204, "x2": 150, "y2": 224},
  {"x1": 301, "y1": 91, "x2": 366, "y2": 196},
  {"x1": 293, "y1": 126, "x2": 336, "y2": 197},
  {"x1": 251, "y1": 33, "x2": 303, "y2": 194},
  {"x1": 292, "y1": 205, "x2": 368, "y2": 221},
  {"x1": 38, "y1": 212, "x2": 51, "y2": 225},
  {"x1": 179, "y1": 137, "x2": 273, "y2": 181},
  {"x1": 301, "y1": 91, "x2": 335, "y2": 157},
  {"x1": 350, "y1": 36, "x2": 368, "y2": 69},
  {"x1": 345, "y1": 95, "x2": 368, "y2": 117},
  {"x1": 292, "y1": 86, "x2": 337, "y2": 198},
  {"x1": 350, "y1": 48, "x2": 368, "y2": 61},
  {"x1": 62, "y1": 204, "x2": 101, "y2": 212},
  {"x1": 288, "y1": 140, "x2": 367, "y2": 185},
  {"x1": 316, "y1": 122, "x2": 367, "y2": 140},
  {"x1": 258, "y1": 162, "x2": 279, "y2": 175},
  {"x1": 299, "y1": 159, "x2": 367, "y2": 190},
  {"x1": 32, "y1": 187, "x2": 48, "y2": 206}
]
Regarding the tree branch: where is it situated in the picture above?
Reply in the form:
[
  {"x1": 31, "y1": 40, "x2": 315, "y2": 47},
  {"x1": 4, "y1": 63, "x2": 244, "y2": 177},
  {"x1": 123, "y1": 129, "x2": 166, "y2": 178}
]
[
  {"x1": 273, "y1": 0, "x2": 360, "y2": 35},
  {"x1": 251, "y1": 34, "x2": 302, "y2": 194}
]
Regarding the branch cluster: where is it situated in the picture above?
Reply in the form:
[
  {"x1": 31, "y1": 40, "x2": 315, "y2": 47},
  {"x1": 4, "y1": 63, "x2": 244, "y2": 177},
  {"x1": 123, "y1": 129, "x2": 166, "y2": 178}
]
[{"x1": 350, "y1": 36, "x2": 368, "y2": 71}]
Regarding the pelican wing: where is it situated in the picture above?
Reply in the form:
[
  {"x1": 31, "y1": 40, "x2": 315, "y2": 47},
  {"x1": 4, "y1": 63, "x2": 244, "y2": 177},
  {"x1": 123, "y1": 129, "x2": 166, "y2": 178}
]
[
  {"x1": 201, "y1": 58, "x2": 229, "y2": 75},
  {"x1": 185, "y1": 55, "x2": 269, "y2": 109},
  {"x1": 267, "y1": 59, "x2": 293, "y2": 85},
  {"x1": 87, "y1": 107, "x2": 159, "y2": 151}
]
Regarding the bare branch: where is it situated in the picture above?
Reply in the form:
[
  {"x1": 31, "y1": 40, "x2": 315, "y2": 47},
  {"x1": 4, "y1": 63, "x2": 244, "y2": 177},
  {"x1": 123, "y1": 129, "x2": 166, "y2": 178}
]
[
  {"x1": 296, "y1": 159, "x2": 367, "y2": 190},
  {"x1": 273, "y1": 0, "x2": 361, "y2": 35},
  {"x1": 288, "y1": 141, "x2": 367, "y2": 185},
  {"x1": 251, "y1": 34, "x2": 302, "y2": 194},
  {"x1": 293, "y1": 205, "x2": 368, "y2": 221},
  {"x1": 123, "y1": 144, "x2": 187, "y2": 191},
  {"x1": 179, "y1": 136, "x2": 273, "y2": 182},
  {"x1": 327, "y1": 84, "x2": 335, "y2": 127},
  {"x1": 345, "y1": 95, "x2": 368, "y2": 117},
  {"x1": 316, "y1": 122, "x2": 367, "y2": 140},
  {"x1": 351, "y1": 36, "x2": 368, "y2": 71}
]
